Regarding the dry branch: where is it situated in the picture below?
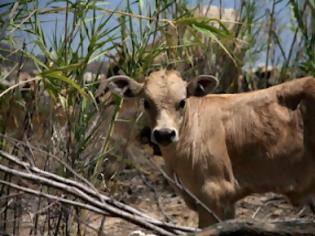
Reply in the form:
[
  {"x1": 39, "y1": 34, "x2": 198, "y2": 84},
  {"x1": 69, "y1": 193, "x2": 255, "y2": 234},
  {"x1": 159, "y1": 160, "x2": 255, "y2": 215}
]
[
  {"x1": 193, "y1": 219, "x2": 315, "y2": 236},
  {"x1": 2, "y1": 150, "x2": 314, "y2": 236},
  {"x1": 147, "y1": 157, "x2": 221, "y2": 223},
  {"x1": 0, "y1": 150, "x2": 198, "y2": 236}
]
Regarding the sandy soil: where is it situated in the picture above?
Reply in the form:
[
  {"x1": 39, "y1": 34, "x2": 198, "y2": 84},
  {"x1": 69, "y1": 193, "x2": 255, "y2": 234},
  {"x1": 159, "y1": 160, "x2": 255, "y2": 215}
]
[{"x1": 83, "y1": 155, "x2": 315, "y2": 236}]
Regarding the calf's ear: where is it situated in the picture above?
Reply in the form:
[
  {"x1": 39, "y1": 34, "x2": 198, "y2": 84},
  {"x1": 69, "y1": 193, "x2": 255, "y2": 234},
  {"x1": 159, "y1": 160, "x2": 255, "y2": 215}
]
[
  {"x1": 187, "y1": 75, "x2": 219, "y2": 97},
  {"x1": 107, "y1": 75, "x2": 143, "y2": 98}
]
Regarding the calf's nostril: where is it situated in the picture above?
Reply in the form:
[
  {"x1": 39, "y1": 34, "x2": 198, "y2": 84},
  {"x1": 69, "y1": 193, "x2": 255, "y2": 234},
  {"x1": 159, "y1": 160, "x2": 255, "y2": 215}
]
[
  {"x1": 153, "y1": 130, "x2": 160, "y2": 140},
  {"x1": 153, "y1": 128, "x2": 177, "y2": 145}
]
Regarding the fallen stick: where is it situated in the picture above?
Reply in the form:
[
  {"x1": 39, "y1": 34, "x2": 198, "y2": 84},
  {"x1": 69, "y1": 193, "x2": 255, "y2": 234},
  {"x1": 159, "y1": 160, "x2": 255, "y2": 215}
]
[
  {"x1": 193, "y1": 219, "x2": 315, "y2": 236},
  {"x1": 0, "y1": 150, "x2": 198, "y2": 235}
]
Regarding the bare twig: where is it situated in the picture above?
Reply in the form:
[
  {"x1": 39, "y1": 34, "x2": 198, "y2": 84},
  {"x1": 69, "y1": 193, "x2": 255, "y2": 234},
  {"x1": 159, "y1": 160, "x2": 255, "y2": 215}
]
[
  {"x1": 251, "y1": 206, "x2": 263, "y2": 219},
  {"x1": 0, "y1": 150, "x2": 198, "y2": 235},
  {"x1": 0, "y1": 136, "x2": 182, "y2": 230},
  {"x1": 194, "y1": 219, "x2": 315, "y2": 236},
  {"x1": 0, "y1": 164, "x2": 175, "y2": 235},
  {"x1": 0, "y1": 77, "x2": 41, "y2": 98},
  {"x1": 147, "y1": 157, "x2": 222, "y2": 223},
  {"x1": 138, "y1": 171, "x2": 175, "y2": 224}
]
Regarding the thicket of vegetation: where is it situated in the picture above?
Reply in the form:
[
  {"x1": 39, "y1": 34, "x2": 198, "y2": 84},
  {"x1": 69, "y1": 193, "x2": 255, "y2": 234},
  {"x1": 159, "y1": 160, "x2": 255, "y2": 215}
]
[{"x1": 0, "y1": 0, "x2": 314, "y2": 235}]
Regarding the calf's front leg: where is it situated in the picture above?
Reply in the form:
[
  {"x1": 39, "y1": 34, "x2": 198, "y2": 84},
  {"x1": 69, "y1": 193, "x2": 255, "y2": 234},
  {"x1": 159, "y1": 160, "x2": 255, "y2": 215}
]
[{"x1": 197, "y1": 180, "x2": 237, "y2": 228}]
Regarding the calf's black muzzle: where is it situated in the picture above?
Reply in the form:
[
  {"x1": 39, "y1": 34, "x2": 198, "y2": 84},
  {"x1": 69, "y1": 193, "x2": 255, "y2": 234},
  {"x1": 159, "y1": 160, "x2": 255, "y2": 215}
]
[{"x1": 152, "y1": 128, "x2": 176, "y2": 146}]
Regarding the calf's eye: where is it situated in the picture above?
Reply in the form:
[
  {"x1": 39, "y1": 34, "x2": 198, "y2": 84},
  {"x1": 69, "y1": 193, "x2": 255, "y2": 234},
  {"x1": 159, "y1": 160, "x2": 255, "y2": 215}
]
[
  {"x1": 177, "y1": 99, "x2": 186, "y2": 110},
  {"x1": 143, "y1": 99, "x2": 150, "y2": 110}
]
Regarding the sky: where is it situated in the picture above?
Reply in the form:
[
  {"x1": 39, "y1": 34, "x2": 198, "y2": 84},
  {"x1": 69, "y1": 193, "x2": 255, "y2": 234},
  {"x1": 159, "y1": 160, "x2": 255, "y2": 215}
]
[
  {"x1": 2, "y1": 0, "x2": 297, "y2": 68},
  {"x1": 32, "y1": 0, "x2": 246, "y2": 48}
]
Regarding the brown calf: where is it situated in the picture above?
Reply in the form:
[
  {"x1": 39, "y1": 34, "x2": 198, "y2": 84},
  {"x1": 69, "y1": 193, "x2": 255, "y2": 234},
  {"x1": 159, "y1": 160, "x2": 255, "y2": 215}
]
[{"x1": 107, "y1": 69, "x2": 315, "y2": 227}]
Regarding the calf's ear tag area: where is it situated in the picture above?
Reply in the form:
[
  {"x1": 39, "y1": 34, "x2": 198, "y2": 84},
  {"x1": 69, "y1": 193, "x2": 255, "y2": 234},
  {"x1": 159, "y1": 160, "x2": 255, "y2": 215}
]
[
  {"x1": 107, "y1": 75, "x2": 143, "y2": 98},
  {"x1": 196, "y1": 82, "x2": 206, "y2": 95},
  {"x1": 187, "y1": 75, "x2": 219, "y2": 97}
]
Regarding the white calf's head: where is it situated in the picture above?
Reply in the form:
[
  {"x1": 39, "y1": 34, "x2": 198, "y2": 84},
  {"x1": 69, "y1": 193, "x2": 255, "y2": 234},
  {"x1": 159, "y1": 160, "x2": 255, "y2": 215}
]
[{"x1": 107, "y1": 70, "x2": 218, "y2": 146}]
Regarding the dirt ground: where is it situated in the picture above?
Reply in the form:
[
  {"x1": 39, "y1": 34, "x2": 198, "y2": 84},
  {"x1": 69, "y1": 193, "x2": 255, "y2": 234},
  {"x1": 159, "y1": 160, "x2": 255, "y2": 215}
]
[
  {"x1": 6, "y1": 150, "x2": 315, "y2": 236},
  {"x1": 84, "y1": 154, "x2": 315, "y2": 236},
  {"x1": 6, "y1": 137, "x2": 314, "y2": 236}
]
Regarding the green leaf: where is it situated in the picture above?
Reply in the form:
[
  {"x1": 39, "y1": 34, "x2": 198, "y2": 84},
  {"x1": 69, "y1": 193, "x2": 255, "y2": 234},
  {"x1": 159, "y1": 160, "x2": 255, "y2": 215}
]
[
  {"x1": 175, "y1": 16, "x2": 231, "y2": 37},
  {"x1": 192, "y1": 24, "x2": 237, "y2": 66},
  {"x1": 40, "y1": 70, "x2": 88, "y2": 97}
]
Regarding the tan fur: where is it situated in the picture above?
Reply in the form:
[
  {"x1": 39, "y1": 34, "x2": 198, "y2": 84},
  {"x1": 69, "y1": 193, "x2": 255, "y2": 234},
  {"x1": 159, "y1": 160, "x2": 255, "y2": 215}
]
[{"x1": 108, "y1": 70, "x2": 315, "y2": 228}]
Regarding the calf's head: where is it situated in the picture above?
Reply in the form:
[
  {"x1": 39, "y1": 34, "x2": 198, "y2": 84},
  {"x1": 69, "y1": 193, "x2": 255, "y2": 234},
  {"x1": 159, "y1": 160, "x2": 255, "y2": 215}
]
[{"x1": 107, "y1": 70, "x2": 218, "y2": 146}]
